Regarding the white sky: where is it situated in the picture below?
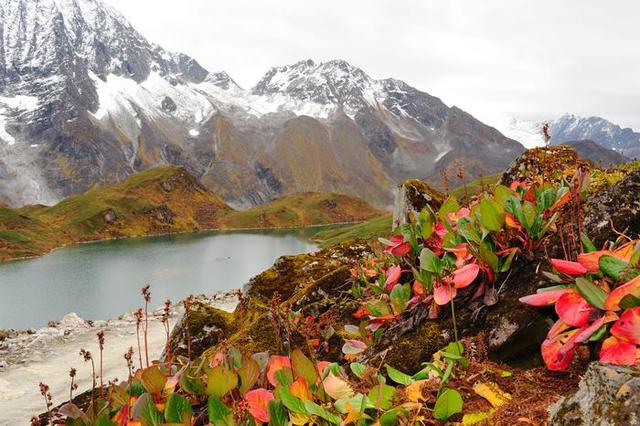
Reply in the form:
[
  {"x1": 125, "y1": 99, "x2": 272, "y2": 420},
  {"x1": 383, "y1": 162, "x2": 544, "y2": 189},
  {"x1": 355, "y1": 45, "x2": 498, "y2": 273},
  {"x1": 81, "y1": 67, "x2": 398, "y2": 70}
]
[{"x1": 103, "y1": 0, "x2": 640, "y2": 129}]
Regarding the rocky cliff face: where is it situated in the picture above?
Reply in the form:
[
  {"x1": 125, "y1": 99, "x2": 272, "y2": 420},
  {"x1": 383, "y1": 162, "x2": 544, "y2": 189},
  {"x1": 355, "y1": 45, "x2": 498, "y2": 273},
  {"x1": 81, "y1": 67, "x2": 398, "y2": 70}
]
[{"x1": 0, "y1": 0, "x2": 524, "y2": 208}]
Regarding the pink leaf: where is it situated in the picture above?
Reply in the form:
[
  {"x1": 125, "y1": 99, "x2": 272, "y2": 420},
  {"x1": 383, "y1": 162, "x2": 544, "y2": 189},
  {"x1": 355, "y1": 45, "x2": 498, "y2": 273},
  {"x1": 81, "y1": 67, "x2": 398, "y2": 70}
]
[
  {"x1": 519, "y1": 289, "x2": 568, "y2": 306},
  {"x1": 555, "y1": 290, "x2": 595, "y2": 327},
  {"x1": 599, "y1": 336, "x2": 637, "y2": 365},
  {"x1": 452, "y1": 263, "x2": 480, "y2": 289},
  {"x1": 434, "y1": 284, "x2": 456, "y2": 306},
  {"x1": 551, "y1": 259, "x2": 587, "y2": 275},
  {"x1": 245, "y1": 388, "x2": 274, "y2": 423},
  {"x1": 322, "y1": 373, "x2": 355, "y2": 400},
  {"x1": 384, "y1": 265, "x2": 402, "y2": 291},
  {"x1": 610, "y1": 306, "x2": 640, "y2": 345},
  {"x1": 266, "y1": 355, "x2": 291, "y2": 387},
  {"x1": 342, "y1": 339, "x2": 367, "y2": 355}
]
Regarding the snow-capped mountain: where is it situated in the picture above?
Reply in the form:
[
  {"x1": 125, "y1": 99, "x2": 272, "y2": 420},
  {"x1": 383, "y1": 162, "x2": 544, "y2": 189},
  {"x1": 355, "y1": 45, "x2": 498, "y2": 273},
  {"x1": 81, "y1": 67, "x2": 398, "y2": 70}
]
[
  {"x1": 492, "y1": 114, "x2": 639, "y2": 159},
  {"x1": 549, "y1": 114, "x2": 640, "y2": 158},
  {"x1": 0, "y1": 0, "x2": 524, "y2": 208}
]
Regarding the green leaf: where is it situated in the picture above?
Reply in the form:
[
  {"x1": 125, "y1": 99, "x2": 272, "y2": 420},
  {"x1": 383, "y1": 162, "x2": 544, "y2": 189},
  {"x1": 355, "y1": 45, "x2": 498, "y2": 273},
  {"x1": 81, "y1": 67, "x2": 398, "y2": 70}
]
[
  {"x1": 274, "y1": 368, "x2": 294, "y2": 388},
  {"x1": 165, "y1": 394, "x2": 193, "y2": 424},
  {"x1": 207, "y1": 396, "x2": 233, "y2": 426},
  {"x1": 575, "y1": 277, "x2": 607, "y2": 310},
  {"x1": 599, "y1": 255, "x2": 630, "y2": 280},
  {"x1": 368, "y1": 382, "x2": 395, "y2": 410},
  {"x1": 542, "y1": 271, "x2": 564, "y2": 283},
  {"x1": 500, "y1": 248, "x2": 518, "y2": 273},
  {"x1": 493, "y1": 185, "x2": 515, "y2": 206},
  {"x1": 238, "y1": 357, "x2": 261, "y2": 395},
  {"x1": 278, "y1": 386, "x2": 308, "y2": 414},
  {"x1": 478, "y1": 241, "x2": 499, "y2": 271},
  {"x1": 385, "y1": 364, "x2": 413, "y2": 385},
  {"x1": 389, "y1": 283, "x2": 411, "y2": 314},
  {"x1": 619, "y1": 294, "x2": 640, "y2": 310},
  {"x1": 94, "y1": 417, "x2": 117, "y2": 426},
  {"x1": 500, "y1": 370, "x2": 513, "y2": 378},
  {"x1": 350, "y1": 362, "x2": 367, "y2": 379},
  {"x1": 140, "y1": 366, "x2": 167, "y2": 395},
  {"x1": 581, "y1": 233, "x2": 597, "y2": 253},
  {"x1": 630, "y1": 242, "x2": 640, "y2": 266},
  {"x1": 206, "y1": 365, "x2": 238, "y2": 398},
  {"x1": 433, "y1": 388, "x2": 463, "y2": 421},
  {"x1": 140, "y1": 393, "x2": 164, "y2": 426},
  {"x1": 419, "y1": 248, "x2": 442, "y2": 274},
  {"x1": 419, "y1": 209, "x2": 434, "y2": 240},
  {"x1": 439, "y1": 196, "x2": 460, "y2": 222},
  {"x1": 290, "y1": 349, "x2": 318, "y2": 389},
  {"x1": 268, "y1": 399, "x2": 288, "y2": 426},
  {"x1": 380, "y1": 407, "x2": 409, "y2": 425},
  {"x1": 303, "y1": 400, "x2": 341, "y2": 425},
  {"x1": 228, "y1": 347, "x2": 242, "y2": 369},
  {"x1": 457, "y1": 217, "x2": 481, "y2": 244},
  {"x1": 479, "y1": 198, "x2": 505, "y2": 232},
  {"x1": 522, "y1": 201, "x2": 537, "y2": 230},
  {"x1": 334, "y1": 394, "x2": 374, "y2": 414},
  {"x1": 589, "y1": 324, "x2": 608, "y2": 342}
]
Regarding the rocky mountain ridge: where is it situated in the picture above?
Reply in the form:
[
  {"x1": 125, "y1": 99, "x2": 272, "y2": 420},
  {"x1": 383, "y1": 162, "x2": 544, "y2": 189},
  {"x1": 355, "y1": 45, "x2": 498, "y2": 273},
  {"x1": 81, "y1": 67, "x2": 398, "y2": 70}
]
[
  {"x1": 495, "y1": 113, "x2": 640, "y2": 158},
  {"x1": 0, "y1": 0, "x2": 524, "y2": 208}
]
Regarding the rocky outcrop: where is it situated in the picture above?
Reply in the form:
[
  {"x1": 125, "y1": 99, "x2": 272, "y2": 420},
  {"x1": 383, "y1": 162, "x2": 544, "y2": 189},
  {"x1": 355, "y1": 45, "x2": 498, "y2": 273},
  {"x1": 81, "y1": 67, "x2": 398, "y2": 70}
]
[
  {"x1": 549, "y1": 364, "x2": 640, "y2": 425},
  {"x1": 583, "y1": 171, "x2": 640, "y2": 246},
  {"x1": 392, "y1": 179, "x2": 443, "y2": 227}
]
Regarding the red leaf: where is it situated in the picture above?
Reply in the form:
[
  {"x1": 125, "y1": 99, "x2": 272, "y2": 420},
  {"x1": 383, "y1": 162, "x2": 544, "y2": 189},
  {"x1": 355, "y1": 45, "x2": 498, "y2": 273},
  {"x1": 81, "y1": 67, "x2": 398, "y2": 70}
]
[
  {"x1": 452, "y1": 263, "x2": 480, "y2": 289},
  {"x1": 245, "y1": 388, "x2": 274, "y2": 423},
  {"x1": 391, "y1": 242, "x2": 411, "y2": 257},
  {"x1": 551, "y1": 259, "x2": 587, "y2": 275},
  {"x1": 610, "y1": 306, "x2": 640, "y2": 345},
  {"x1": 605, "y1": 275, "x2": 640, "y2": 311},
  {"x1": 266, "y1": 355, "x2": 291, "y2": 386},
  {"x1": 541, "y1": 335, "x2": 577, "y2": 371},
  {"x1": 316, "y1": 361, "x2": 331, "y2": 377},
  {"x1": 384, "y1": 265, "x2": 402, "y2": 291},
  {"x1": 434, "y1": 284, "x2": 456, "y2": 306},
  {"x1": 541, "y1": 317, "x2": 604, "y2": 370},
  {"x1": 555, "y1": 290, "x2": 596, "y2": 327},
  {"x1": 519, "y1": 289, "x2": 568, "y2": 306},
  {"x1": 599, "y1": 336, "x2": 637, "y2": 365},
  {"x1": 352, "y1": 306, "x2": 369, "y2": 319},
  {"x1": 412, "y1": 280, "x2": 425, "y2": 296}
]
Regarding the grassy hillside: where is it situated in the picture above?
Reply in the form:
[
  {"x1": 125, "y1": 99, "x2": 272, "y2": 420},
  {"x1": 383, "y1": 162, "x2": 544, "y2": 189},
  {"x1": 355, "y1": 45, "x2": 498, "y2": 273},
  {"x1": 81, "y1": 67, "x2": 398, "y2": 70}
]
[
  {"x1": 312, "y1": 174, "x2": 501, "y2": 248},
  {"x1": 0, "y1": 166, "x2": 384, "y2": 261}
]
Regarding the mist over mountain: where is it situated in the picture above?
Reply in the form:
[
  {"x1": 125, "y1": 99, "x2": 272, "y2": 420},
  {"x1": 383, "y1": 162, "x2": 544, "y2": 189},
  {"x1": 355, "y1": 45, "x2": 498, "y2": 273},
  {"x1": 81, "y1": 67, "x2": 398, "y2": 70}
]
[{"x1": 0, "y1": 0, "x2": 526, "y2": 207}]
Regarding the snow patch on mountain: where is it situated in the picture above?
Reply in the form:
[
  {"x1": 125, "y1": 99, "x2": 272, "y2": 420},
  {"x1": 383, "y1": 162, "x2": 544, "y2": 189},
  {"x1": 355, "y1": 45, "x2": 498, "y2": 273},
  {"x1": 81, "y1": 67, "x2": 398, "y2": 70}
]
[
  {"x1": 490, "y1": 114, "x2": 545, "y2": 149},
  {"x1": 0, "y1": 95, "x2": 40, "y2": 145}
]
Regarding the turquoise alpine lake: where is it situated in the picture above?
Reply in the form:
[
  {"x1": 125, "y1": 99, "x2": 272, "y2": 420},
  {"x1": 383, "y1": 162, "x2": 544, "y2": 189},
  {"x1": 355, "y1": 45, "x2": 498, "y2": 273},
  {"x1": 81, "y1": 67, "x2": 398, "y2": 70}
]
[{"x1": 0, "y1": 230, "x2": 318, "y2": 329}]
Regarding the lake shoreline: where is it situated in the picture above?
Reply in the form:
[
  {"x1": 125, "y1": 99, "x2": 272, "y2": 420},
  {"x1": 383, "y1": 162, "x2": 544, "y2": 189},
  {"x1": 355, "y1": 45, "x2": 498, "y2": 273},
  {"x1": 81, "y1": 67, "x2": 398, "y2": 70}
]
[
  {"x1": 0, "y1": 293, "x2": 238, "y2": 424},
  {"x1": 0, "y1": 220, "x2": 359, "y2": 264}
]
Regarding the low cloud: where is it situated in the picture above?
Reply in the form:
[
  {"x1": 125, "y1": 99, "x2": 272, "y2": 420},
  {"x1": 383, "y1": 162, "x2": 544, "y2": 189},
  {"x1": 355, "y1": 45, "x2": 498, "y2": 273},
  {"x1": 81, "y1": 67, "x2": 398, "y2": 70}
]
[{"x1": 104, "y1": 0, "x2": 640, "y2": 129}]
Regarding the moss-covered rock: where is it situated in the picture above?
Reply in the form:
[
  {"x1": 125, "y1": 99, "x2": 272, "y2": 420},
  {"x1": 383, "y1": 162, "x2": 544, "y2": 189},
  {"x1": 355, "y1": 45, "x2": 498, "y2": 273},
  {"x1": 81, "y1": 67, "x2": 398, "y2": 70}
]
[
  {"x1": 548, "y1": 363, "x2": 640, "y2": 425},
  {"x1": 583, "y1": 171, "x2": 640, "y2": 246},
  {"x1": 168, "y1": 300, "x2": 236, "y2": 359},
  {"x1": 500, "y1": 145, "x2": 587, "y2": 187},
  {"x1": 392, "y1": 179, "x2": 443, "y2": 227}
]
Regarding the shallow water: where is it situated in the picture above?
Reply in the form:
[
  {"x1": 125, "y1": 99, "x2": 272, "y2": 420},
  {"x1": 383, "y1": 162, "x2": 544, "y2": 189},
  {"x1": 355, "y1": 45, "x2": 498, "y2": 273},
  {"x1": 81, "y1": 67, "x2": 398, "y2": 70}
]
[{"x1": 0, "y1": 230, "x2": 317, "y2": 329}]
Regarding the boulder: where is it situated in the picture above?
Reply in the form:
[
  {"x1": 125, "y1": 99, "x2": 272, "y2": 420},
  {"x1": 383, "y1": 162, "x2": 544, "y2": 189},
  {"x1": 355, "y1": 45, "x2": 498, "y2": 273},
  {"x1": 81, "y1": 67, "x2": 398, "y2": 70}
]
[
  {"x1": 59, "y1": 312, "x2": 89, "y2": 330},
  {"x1": 583, "y1": 171, "x2": 640, "y2": 246},
  {"x1": 549, "y1": 363, "x2": 640, "y2": 425},
  {"x1": 392, "y1": 179, "x2": 443, "y2": 227}
]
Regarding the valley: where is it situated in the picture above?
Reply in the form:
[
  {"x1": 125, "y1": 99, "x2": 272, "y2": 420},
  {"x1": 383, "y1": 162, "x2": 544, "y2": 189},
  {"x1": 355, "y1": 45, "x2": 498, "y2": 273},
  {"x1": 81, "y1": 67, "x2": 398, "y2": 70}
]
[{"x1": 0, "y1": 166, "x2": 382, "y2": 262}]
